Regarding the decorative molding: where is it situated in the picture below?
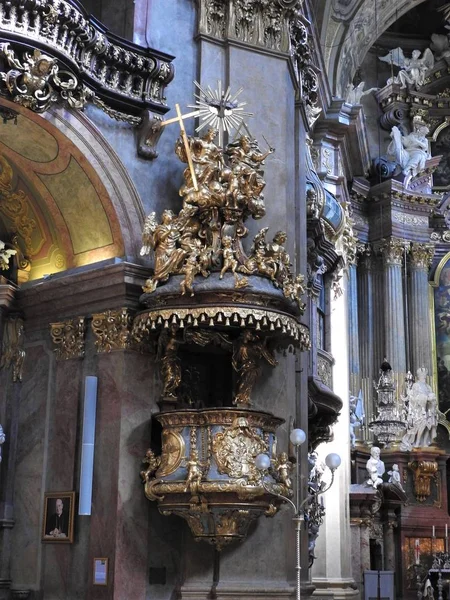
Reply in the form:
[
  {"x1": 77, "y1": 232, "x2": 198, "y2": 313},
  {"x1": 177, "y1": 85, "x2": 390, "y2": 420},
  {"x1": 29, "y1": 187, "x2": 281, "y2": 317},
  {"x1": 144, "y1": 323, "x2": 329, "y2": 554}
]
[
  {"x1": 50, "y1": 317, "x2": 85, "y2": 360},
  {"x1": 409, "y1": 242, "x2": 435, "y2": 270},
  {"x1": 317, "y1": 352, "x2": 332, "y2": 389},
  {"x1": 133, "y1": 306, "x2": 310, "y2": 350},
  {"x1": 0, "y1": 317, "x2": 24, "y2": 382},
  {"x1": 408, "y1": 459, "x2": 438, "y2": 503},
  {"x1": 91, "y1": 308, "x2": 134, "y2": 353},
  {"x1": 391, "y1": 211, "x2": 428, "y2": 227}
]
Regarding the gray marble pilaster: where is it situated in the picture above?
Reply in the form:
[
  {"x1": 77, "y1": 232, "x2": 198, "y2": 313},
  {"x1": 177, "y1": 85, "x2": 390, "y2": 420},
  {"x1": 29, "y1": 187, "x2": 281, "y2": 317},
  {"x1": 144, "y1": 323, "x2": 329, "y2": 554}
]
[
  {"x1": 348, "y1": 263, "x2": 360, "y2": 395},
  {"x1": 358, "y1": 248, "x2": 375, "y2": 430},
  {"x1": 408, "y1": 243, "x2": 435, "y2": 376}
]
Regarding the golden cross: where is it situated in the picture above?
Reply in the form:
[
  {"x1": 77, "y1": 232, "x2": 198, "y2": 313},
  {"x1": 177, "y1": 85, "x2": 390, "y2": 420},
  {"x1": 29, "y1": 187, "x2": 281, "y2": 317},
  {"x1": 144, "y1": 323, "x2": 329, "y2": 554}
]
[{"x1": 160, "y1": 103, "x2": 201, "y2": 191}]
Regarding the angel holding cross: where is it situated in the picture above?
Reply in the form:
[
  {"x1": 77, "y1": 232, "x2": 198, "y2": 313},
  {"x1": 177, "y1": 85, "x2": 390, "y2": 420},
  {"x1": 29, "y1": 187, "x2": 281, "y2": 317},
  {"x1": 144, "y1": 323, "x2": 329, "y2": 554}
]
[{"x1": 379, "y1": 48, "x2": 434, "y2": 89}]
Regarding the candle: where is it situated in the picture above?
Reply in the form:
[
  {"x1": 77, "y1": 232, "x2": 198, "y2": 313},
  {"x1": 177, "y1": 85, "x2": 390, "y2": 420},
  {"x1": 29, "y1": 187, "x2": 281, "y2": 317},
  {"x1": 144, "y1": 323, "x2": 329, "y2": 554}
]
[
  {"x1": 433, "y1": 526, "x2": 436, "y2": 538},
  {"x1": 415, "y1": 539, "x2": 420, "y2": 565},
  {"x1": 446, "y1": 524, "x2": 448, "y2": 538}
]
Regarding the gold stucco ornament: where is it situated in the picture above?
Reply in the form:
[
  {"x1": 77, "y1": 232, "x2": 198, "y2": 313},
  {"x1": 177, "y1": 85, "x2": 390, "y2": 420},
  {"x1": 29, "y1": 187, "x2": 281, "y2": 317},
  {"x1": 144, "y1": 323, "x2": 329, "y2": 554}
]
[{"x1": 140, "y1": 127, "x2": 306, "y2": 311}]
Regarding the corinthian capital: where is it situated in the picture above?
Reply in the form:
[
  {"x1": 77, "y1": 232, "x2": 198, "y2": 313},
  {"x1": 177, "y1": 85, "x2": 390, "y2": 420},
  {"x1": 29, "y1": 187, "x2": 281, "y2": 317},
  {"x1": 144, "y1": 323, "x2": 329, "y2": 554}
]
[
  {"x1": 377, "y1": 238, "x2": 409, "y2": 266},
  {"x1": 410, "y1": 242, "x2": 435, "y2": 270}
]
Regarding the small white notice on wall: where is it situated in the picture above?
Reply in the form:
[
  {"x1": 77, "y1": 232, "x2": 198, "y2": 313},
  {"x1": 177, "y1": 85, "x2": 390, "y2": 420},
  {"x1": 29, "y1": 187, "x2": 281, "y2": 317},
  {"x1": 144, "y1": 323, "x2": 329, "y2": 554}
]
[{"x1": 93, "y1": 558, "x2": 108, "y2": 586}]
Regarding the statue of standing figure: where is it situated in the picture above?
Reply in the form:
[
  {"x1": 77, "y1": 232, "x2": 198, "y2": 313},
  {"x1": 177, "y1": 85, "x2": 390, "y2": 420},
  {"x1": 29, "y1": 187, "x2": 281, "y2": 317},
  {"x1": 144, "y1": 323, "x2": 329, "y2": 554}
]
[{"x1": 400, "y1": 368, "x2": 438, "y2": 451}]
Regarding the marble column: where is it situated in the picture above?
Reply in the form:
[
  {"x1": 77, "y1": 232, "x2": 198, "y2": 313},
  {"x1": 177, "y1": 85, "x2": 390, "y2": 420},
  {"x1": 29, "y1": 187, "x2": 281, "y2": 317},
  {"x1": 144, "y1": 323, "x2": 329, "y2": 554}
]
[
  {"x1": 408, "y1": 243, "x2": 435, "y2": 377},
  {"x1": 348, "y1": 262, "x2": 361, "y2": 396},
  {"x1": 378, "y1": 238, "x2": 409, "y2": 374},
  {"x1": 372, "y1": 255, "x2": 385, "y2": 378},
  {"x1": 312, "y1": 274, "x2": 358, "y2": 600},
  {"x1": 357, "y1": 245, "x2": 375, "y2": 436},
  {"x1": 383, "y1": 516, "x2": 396, "y2": 572}
]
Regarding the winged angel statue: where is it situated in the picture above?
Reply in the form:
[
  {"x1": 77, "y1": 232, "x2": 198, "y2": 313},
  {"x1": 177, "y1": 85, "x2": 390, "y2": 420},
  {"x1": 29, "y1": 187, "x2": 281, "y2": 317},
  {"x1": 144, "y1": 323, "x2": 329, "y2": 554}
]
[{"x1": 379, "y1": 48, "x2": 434, "y2": 89}]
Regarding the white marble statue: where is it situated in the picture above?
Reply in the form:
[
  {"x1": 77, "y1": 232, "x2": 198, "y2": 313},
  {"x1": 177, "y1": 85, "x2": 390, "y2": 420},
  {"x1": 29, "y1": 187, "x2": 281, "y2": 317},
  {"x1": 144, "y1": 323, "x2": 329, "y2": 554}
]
[
  {"x1": 379, "y1": 48, "x2": 434, "y2": 89},
  {"x1": 0, "y1": 240, "x2": 16, "y2": 271},
  {"x1": 387, "y1": 119, "x2": 430, "y2": 180},
  {"x1": 0, "y1": 424, "x2": 5, "y2": 463},
  {"x1": 400, "y1": 368, "x2": 438, "y2": 451},
  {"x1": 388, "y1": 464, "x2": 405, "y2": 492},
  {"x1": 345, "y1": 82, "x2": 378, "y2": 105},
  {"x1": 366, "y1": 446, "x2": 385, "y2": 488}
]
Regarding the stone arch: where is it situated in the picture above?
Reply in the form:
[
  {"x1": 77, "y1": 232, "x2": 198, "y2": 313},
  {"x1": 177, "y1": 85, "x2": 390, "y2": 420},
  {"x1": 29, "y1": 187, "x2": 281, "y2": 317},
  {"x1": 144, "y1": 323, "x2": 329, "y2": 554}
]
[
  {"x1": 319, "y1": 0, "x2": 429, "y2": 96},
  {"x1": 0, "y1": 97, "x2": 144, "y2": 282}
]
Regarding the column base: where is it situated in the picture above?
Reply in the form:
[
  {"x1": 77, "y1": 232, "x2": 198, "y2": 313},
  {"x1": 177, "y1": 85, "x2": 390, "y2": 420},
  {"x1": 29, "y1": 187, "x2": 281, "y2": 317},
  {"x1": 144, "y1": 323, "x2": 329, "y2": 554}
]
[
  {"x1": 180, "y1": 583, "x2": 296, "y2": 600},
  {"x1": 312, "y1": 578, "x2": 360, "y2": 600}
]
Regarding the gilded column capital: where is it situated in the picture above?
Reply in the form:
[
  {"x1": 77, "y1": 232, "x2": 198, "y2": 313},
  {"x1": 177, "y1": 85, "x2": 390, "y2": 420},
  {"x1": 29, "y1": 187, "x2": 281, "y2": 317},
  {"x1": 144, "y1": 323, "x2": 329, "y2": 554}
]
[
  {"x1": 0, "y1": 317, "x2": 25, "y2": 382},
  {"x1": 376, "y1": 238, "x2": 409, "y2": 266},
  {"x1": 410, "y1": 242, "x2": 435, "y2": 270},
  {"x1": 50, "y1": 317, "x2": 85, "y2": 361},
  {"x1": 91, "y1": 308, "x2": 134, "y2": 353}
]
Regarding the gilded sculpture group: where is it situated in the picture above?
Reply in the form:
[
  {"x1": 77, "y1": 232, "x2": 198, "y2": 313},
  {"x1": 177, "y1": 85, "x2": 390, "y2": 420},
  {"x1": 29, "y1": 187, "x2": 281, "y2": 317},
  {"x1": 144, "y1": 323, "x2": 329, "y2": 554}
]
[{"x1": 140, "y1": 128, "x2": 305, "y2": 309}]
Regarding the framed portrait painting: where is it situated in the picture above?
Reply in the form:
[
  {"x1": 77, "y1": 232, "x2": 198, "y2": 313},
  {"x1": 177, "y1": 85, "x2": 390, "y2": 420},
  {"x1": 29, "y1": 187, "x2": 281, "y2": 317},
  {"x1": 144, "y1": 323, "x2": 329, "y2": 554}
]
[{"x1": 42, "y1": 491, "x2": 75, "y2": 543}]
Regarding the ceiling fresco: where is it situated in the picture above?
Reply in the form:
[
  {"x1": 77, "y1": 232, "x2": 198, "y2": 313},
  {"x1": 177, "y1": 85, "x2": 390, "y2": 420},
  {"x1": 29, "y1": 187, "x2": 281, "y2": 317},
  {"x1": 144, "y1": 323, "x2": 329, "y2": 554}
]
[{"x1": 0, "y1": 98, "x2": 124, "y2": 281}]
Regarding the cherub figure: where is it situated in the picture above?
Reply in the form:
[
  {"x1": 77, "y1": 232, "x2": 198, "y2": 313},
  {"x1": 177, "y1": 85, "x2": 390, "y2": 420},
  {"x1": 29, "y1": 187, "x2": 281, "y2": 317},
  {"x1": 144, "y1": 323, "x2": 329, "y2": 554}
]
[
  {"x1": 388, "y1": 464, "x2": 405, "y2": 492},
  {"x1": 219, "y1": 236, "x2": 248, "y2": 288},
  {"x1": 185, "y1": 448, "x2": 205, "y2": 494},
  {"x1": 180, "y1": 251, "x2": 200, "y2": 296},
  {"x1": 276, "y1": 452, "x2": 292, "y2": 489},
  {"x1": 379, "y1": 48, "x2": 434, "y2": 89},
  {"x1": 140, "y1": 449, "x2": 161, "y2": 483}
]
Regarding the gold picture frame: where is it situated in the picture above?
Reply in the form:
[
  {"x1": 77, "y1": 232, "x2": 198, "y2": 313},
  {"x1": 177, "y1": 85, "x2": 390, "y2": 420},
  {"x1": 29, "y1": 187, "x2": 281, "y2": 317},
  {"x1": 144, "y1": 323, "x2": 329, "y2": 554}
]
[
  {"x1": 93, "y1": 558, "x2": 108, "y2": 586},
  {"x1": 41, "y1": 491, "x2": 75, "y2": 543}
]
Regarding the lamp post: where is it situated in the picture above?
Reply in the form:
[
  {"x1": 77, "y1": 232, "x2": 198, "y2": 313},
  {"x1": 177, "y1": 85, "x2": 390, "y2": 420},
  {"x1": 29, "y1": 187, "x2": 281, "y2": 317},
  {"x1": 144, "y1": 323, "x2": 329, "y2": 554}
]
[{"x1": 255, "y1": 428, "x2": 341, "y2": 600}]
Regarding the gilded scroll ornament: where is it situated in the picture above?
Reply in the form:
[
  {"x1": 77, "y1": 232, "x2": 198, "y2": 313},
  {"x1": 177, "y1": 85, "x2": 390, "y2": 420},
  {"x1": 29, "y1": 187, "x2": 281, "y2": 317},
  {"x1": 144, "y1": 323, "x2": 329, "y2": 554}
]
[
  {"x1": 0, "y1": 156, "x2": 37, "y2": 258},
  {"x1": 0, "y1": 317, "x2": 25, "y2": 382},
  {"x1": 140, "y1": 128, "x2": 306, "y2": 310},
  {"x1": 50, "y1": 317, "x2": 85, "y2": 360},
  {"x1": 157, "y1": 430, "x2": 185, "y2": 477},
  {"x1": 408, "y1": 459, "x2": 439, "y2": 502},
  {"x1": 91, "y1": 309, "x2": 133, "y2": 353},
  {"x1": 0, "y1": 43, "x2": 90, "y2": 112}
]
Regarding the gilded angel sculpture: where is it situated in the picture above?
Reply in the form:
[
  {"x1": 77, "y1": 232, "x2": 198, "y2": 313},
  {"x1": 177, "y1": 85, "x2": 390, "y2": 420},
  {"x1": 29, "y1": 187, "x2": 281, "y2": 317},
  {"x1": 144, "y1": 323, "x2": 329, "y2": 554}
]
[{"x1": 379, "y1": 48, "x2": 434, "y2": 89}]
